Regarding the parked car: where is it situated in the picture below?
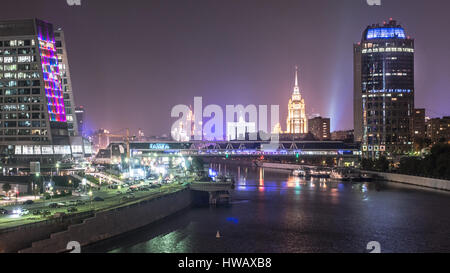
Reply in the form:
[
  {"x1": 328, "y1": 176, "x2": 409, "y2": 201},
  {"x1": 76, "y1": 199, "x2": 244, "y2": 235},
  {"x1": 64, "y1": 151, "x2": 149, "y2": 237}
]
[
  {"x1": 19, "y1": 209, "x2": 30, "y2": 216},
  {"x1": 42, "y1": 210, "x2": 51, "y2": 216},
  {"x1": 93, "y1": 196, "x2": 104, "y2": 202},
  {"x1": 67, "y1": 207, "x2": 78, "y2": 213},
  {"x1": 48, "y1": 203, "x2": 59, "y2": 208},
  {"x1": 23, "y1": 200, "x2": 34, "y2": 205},
  {"x1": 0, "y1": 208, "x2": 8, "y2": 215},
  {"x1": 32, "y1": 210, "x2": 42, "y2": 215}
]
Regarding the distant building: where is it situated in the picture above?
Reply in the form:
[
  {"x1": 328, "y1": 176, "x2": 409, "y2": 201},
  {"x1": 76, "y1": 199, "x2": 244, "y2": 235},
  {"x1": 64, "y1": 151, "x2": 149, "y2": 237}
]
[
  {"x1": 308, "y1": 117, "x2": 330, "y2": 141},
  {"x1": 286, "y1": 66, "x2": 308, "y2": 134},
  {"x1": 75, "y1": 106, "x2": 85, "y2": 136},
  {"x1": 354, "y1": 19, "x2": 415, "y2": 158},
  {"x1": 331, "y1": 130, "x2": 354, "y2": 142},
  {"x1": 426, "y1": 116, "x2": 450, "y2": 144},
  {"x1": 412, "y1": 108, "x2": 426, "y2": 139}
]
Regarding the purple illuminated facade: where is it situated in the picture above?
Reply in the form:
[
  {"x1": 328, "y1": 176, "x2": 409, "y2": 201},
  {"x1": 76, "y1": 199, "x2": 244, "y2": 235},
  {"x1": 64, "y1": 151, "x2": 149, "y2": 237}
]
[{"x1": 36, "y1": 20, "x2": 67, "y2": 122}]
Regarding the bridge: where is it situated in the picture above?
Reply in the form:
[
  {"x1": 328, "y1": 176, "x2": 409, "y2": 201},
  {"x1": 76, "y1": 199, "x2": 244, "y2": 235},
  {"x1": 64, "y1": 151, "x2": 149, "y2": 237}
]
[{"x1": 96, "y1": 140, "x2": 360, "y2": 163}]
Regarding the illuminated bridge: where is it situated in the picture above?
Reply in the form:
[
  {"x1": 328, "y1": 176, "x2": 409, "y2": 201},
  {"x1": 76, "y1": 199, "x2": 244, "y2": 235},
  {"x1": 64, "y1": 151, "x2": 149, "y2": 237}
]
[{"x1": 95, "y1": 140, "x2": 361, "y2": 165}]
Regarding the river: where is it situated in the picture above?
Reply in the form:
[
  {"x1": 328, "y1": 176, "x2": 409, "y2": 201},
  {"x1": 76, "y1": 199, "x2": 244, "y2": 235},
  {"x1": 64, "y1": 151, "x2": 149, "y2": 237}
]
[{"x1": 84, "y1": 164, "x2": 450, "y2": 253}]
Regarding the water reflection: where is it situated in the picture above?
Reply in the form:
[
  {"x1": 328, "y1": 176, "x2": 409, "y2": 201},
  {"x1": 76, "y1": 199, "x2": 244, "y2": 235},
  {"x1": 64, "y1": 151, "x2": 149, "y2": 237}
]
[{"x1": 87, "y1": 163, "x2": 450, "y2": 253}]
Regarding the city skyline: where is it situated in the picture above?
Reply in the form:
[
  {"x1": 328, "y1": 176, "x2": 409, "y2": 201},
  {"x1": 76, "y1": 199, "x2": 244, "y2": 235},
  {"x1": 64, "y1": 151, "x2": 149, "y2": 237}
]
[{"x1": 1, "y1": 0, "x2": 449, "y2": 137}]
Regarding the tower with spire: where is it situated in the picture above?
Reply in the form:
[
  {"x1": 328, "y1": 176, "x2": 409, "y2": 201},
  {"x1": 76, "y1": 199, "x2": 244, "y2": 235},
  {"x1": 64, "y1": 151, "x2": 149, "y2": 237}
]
[{"x1": 286, "y1": 66, "x2": 308, "y2": 134}]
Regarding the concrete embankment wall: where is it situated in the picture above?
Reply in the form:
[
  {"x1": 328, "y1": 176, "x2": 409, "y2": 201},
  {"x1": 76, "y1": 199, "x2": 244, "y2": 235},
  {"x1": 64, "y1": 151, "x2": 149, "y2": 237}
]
[
  {"x1": 365, "y1": 171, "x2": 450, "y2": 191},
  {"x1": 0, "y1": 211, "x2": 94, "y2": 253},
  {"x1": 5, "y1": 189, "x2": 191, "y2": 253}
]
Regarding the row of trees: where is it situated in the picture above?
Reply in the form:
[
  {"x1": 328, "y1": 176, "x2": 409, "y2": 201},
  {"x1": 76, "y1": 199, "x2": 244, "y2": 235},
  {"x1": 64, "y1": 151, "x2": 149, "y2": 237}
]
[
  {"x1": 361, "y1": 144, "x2": 450, "y2": 180},
  {"x1": 398, "y1": 144, "x2": 450, "y2": 180},
  {"x1": 361, "y1": 156, "x2": 390, "y2": 172}
]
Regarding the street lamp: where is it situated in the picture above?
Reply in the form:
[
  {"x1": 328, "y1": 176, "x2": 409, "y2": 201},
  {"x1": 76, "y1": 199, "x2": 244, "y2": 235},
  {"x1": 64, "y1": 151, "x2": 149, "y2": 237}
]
[{"x1": 88, "y1": 190, "x2": 93, "y2": 209}]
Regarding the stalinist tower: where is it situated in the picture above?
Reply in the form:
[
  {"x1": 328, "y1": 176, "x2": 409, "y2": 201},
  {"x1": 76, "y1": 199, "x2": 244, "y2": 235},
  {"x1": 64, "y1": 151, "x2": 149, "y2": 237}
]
[{"x1": 286, "y1": 66, "x2": 308, "y2": 134}]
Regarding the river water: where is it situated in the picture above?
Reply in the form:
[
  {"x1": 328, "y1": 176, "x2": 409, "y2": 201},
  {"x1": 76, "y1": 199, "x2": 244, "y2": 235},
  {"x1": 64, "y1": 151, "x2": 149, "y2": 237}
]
[{"x1": 85, "y1": 164, "x2": 450, "y2": 253}]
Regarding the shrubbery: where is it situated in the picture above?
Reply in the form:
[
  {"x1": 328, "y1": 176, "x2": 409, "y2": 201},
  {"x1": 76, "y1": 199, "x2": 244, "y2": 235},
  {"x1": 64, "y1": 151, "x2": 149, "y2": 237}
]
[{"x1": 398, "y1": 144, "x2": 450, "y2": 180}]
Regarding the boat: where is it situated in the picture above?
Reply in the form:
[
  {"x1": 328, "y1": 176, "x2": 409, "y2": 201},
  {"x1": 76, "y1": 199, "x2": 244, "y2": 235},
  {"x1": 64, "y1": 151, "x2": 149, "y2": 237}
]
[
  {"x1": 330, "y1": 168, "x2": 351, "y2": 181},
  {"x1": 292, "y1": 168, "x2": 311, "y2": 179}
]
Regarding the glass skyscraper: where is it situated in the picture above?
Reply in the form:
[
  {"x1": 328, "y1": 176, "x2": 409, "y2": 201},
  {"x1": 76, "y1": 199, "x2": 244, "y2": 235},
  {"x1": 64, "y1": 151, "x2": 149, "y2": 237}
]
[
  {"x1": 0, "y1": 19, "x2": 89, "y2": 162},
  {"x1": 354, "y1": 19, "x2": 414, "y2": 158}
]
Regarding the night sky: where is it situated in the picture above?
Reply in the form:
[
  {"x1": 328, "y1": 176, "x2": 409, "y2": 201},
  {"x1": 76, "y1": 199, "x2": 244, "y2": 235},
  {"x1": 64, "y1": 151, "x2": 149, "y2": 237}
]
[{"x1": 2, "y1": 0, "x2": 450, "y2": 136}]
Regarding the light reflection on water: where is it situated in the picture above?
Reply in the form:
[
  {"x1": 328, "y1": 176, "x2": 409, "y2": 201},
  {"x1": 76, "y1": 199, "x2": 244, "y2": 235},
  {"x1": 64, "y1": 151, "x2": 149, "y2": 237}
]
[{"x1": 85, "y1": 163, "x2": 450, "y2": 253}]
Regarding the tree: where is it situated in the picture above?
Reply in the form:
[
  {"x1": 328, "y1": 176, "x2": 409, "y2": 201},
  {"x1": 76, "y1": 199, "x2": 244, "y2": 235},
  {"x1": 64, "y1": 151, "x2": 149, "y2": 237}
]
[
  {"x1": 2, "y1": 183, "x2": 11, "y2": 196},
  {"x1": 374, "y1": 156, "x2": 390, "y2": 172},
  {"x1": 361, "y1": 158, "x2": 374, "y2": 170}
]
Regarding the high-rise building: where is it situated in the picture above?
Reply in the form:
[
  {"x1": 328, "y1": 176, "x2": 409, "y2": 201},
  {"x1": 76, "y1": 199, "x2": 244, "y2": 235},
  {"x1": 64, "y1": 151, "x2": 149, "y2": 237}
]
[
  {"x1": 308, "y1": 116, "x2": 330, "y2": 140},
  {"x1": 75, "y1": 106, "x2": 84, "y2": 136},
  {"x1": 55, "y1": 29, "x2": 78, "y2": 136},
  {"x1": 426, "y1": 116, "x2": 450, "y2": 144},
  {"x1": 0, "y1": 19, "x2": 89, "y2": 161},
  {"x1": 412, "y1": 108, "x2": 426, "y2": 139},
  {"x1": 354, "y1": 19, "x2": 415, "y2": 158},
  {"x1": 286, "y1": 66, "x2": 307, "y2": 134}
]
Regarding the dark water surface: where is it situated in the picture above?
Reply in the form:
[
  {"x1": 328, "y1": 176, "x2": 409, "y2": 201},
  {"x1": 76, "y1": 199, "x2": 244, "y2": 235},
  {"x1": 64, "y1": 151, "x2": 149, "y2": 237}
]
[{"x1": 85, "y1": 165, "x2": 450, "y2": 253}]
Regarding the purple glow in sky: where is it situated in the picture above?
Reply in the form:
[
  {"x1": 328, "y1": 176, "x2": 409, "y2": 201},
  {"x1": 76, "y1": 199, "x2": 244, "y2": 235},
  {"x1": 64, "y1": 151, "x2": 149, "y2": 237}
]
[{"x1": 1, "y1": 0, "x2": 449, "y2": 135}]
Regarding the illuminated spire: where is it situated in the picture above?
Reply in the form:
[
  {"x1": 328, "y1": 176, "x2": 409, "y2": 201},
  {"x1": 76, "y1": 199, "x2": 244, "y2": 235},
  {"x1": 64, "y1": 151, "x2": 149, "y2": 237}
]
[{"x1": 293, "y1": 66, "x2": 300, "y2": 95}]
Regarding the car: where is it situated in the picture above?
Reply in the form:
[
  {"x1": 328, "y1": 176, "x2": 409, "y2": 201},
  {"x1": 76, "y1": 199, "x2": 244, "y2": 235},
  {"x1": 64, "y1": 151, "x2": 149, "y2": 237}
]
[
  {"x1": 16, "y1": 209, "x2": 29, "y2": 216},
  {"x1": 32, "y1": 210, "x2": 42, "y2": 215},
  {"x1": 48, "y1": 203, "x2": 59, "y2": 208},
  {"x1": 67, "y1": 207, "x2": 78, "y2": 213},
  {"x1": 42, "y1": 210, "x2": 51, "y2": 216},
  {"x1": 0, "y1": 208, "x2": 8, "y2": 215},
  {"x1": 93, "y1": 196, "x2": 104, "y2": 202},
  {"x1": 57, "y1": 202, "x2": 66, "y2": 207},
  {"x1": 23, "y1": 200, "x2": 34, "y2": 205}
]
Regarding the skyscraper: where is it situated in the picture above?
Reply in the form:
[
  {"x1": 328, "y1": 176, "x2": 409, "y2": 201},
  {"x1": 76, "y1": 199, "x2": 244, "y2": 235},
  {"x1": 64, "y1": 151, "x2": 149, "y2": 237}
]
[
  {"x1": 75, "y1": 106, "x2": 85, "y2": 136},
  {"x1": 55, "y1": 29, "x2": 78, "y2": 136},
  {"x1": 286, "y1": 67, "x2": 307, "y2": 134},
  {"x1": 0, "y1": 19, "x2": 85, "y2": 161},
  {"x1": 308, "y1": 116, "x2": 330, "y2": 141},
  {"x1": 354, "y1": 19, "x2": 415, "y2": 158}
]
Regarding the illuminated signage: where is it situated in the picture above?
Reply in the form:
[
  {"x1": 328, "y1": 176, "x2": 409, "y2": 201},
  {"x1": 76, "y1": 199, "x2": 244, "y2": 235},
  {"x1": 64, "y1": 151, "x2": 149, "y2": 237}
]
[
  {"x1": 366, "y1": 27, "x2": 406, "y2": 40},
  {"x1": 149, "y1": 144, "x2": 170, "y2": 150}
]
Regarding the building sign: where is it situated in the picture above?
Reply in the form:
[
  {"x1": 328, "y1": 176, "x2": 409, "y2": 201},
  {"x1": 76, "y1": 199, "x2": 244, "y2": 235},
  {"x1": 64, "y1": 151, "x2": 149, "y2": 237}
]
[{"x1": 149, "y1": 143, "x2": 170, "y2": 150}]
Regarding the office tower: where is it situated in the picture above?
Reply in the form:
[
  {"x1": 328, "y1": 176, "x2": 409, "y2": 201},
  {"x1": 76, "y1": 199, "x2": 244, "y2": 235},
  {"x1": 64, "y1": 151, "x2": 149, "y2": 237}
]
[
  {"x1": 308, "y1": 116, "x2": 330, "y2": 140},
  {"x1": 412, "y1": 108, "x2": 426, "y2": 139},
  {"x1": 75, "y1": 106, "x2": 84, "y2": 136},
  {"x1": 426, "y1": 116, "x2": 450, "y2": 144},
  {"x1": 0, "y1": 19, "x2": 83, "y2": 160},
  {"x1": 55, "y1": 29, "x2": 78, "y2": 136},
  {"x1": 354, "y1": 19, "x2": 415, "y2": 158},
  {"x1": 286, "y1": 66, "x2": 307, "y2": 134}
]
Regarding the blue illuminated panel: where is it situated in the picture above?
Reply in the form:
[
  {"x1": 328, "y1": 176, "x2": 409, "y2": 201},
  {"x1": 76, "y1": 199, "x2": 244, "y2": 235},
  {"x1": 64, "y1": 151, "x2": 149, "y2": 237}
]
[{"x1": 366, "y1": 28, "x2": 406, "y2": 40}]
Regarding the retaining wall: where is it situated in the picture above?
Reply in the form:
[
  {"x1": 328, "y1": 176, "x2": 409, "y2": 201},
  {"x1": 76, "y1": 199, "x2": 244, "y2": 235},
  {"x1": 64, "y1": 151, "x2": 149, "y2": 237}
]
[
  {"x1": 18, "y1": 189, "x2": 192, "y2": 253},
  {"x1": 366, "y1": 171, "x2": 450, "y2": 191}
]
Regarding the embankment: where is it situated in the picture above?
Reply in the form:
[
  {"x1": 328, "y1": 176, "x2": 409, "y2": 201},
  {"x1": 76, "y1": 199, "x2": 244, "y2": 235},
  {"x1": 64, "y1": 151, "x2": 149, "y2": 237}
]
[
  {"x1": 0, "y1": 188, "x2": 192, "y2": 253},
  {"x1": 365, "y1": 171, "x2": 450, "y2": 191}
]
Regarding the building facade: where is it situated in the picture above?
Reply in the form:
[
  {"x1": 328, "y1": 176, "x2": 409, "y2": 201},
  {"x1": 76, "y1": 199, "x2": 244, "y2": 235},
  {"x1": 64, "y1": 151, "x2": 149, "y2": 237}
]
[
  {"x1": 308, "y1": 116, "x2": 330, "y2": 140},
  {"x1": 412, "y1": 108, "x2": 426, "y2": 140},
  {"x1": 55, "y1": 29, "x2": 78, "y2": 136},
  {"x1": 354, "y1": 19, "x2": 415, "y2": 158},
  {"x1": 286, "y1": 67, "x2": 307, "y2": 134},
  {"x1": 426, "y1": 116, "x2": 450, "y2": 144},
  {"x1": 0, "y1": 19, "x2": 90, "y2": 163},
  {"x1": 75, "y1": 105, "x2": 84, "y2": 136}
]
